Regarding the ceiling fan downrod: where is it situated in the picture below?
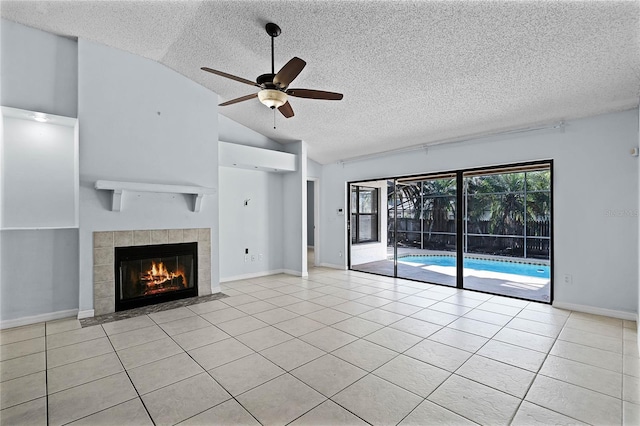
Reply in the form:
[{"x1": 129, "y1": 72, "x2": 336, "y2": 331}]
[{"x1": 265, "y1": 23, "x2": 281, "y2": 76}]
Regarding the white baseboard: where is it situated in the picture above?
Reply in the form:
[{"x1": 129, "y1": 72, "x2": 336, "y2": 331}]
[
  {"x1": 77, "y1": 310, "x2": 95, "y2": 319},
  {"x1": 0, "y1": 309, "x2": 79, "y2": 330},
  {"x1": 319, "y1": 263, "x2": 346, "y2": 270},
  {"x1": 553, "y1": 301, "x2": 637, "y2": 321},
  {"x1": 220, "y1": 269, "x2": 285, "y2": 283},
  {"x1": 282, "y1": 269, "x2": 303, "y2": 277}
]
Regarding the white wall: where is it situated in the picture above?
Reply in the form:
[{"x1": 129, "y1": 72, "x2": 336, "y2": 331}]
[
  {"x1": 1, "y1": 230, "x2": 79, "y2": 321},
  {"x1": 219, "y1": 114, "x2": 283, "y2": 151},
  {"x1": 0, "y1": 20, "x2": 79, "y2": 323},
  {"x1": 308, "y1": 158, "x2": 322, "y2": 178},
  {"x1": 217, "y1": 114, "x2": 290, "y2": 281},
  {"x1": 1, "y1": 19, "x2": 78, "y2": 117},
  {"x1": 307, "y1": 158, "x2": 322, "y2": 256},
  {"x1": 283, "y1": 141, "x2": 308, "y2": 275},
  {"x1": 219, "y1": 168, "x2": 284, "y2": 280},
  {"x1": 321, "y1": 110, "x2": 639, "y2": 314},
  {"x1": 77, "y1": 39, "x2": 219, "y2": 313}
]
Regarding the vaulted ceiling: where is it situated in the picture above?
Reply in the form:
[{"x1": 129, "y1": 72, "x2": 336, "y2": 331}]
[{"x1": 2, "y1": 1, "x2": 639, "y2": 164}]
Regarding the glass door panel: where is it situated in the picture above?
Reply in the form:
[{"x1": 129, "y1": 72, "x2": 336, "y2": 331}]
[
  {"x1": 349, "y1": 181, "x2": 395, "y2": 278},
  {"x1": 463, "y1": 167, "x2": 551, "y2": 302},
  {"x1": 394, "y1": 174, "x2": 457, "y2": 286}
]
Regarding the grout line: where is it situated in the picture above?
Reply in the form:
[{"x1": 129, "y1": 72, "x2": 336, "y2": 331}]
[
  {"x1": 289, "y1": 397, "x2": 372, "y2": 426},
  {"x1": 511, "y1": 313, "x2": 602, "y2": 425},
  {"x1": 44, "y1": 323, "x2": 49, "y2": 426},
  {"x1": 0, "y1": 353, "x2": 46, "y2": 384},
  {"x1": 0, "y1": 337, "x2": 47, "y2": 362},
  {"x1": 162, "y1": 318, "x2": 266, "y2": 423},
  {"x1": 101, "y1": 319, "x2": 157, "y2": 426},
  {"x1": 521, "y1": 400, "x2": 598, "y2": 425}
]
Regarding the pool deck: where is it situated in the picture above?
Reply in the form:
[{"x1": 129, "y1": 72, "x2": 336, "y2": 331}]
[{"x1": 352, "y1": 248, "x2": 551, "y2": 303}]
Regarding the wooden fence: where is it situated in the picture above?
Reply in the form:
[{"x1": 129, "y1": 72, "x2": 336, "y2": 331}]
[{"x1": 389, "y1": 219, "x2": 550, "y2": 259}]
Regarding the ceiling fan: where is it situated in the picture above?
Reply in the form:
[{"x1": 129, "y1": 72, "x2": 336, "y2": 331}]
[{"x1": 201, "y1": 22, "x2": 343, "y2": 118}]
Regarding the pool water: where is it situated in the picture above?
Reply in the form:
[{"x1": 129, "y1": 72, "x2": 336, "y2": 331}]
[{"x1": 400, "y1": 255, "x2": 550, "y2": 278}]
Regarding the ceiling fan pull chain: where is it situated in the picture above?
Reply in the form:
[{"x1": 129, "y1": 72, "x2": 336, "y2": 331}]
[{"x1": 273, "y1": 109, "x2": 276, "y2": 130}]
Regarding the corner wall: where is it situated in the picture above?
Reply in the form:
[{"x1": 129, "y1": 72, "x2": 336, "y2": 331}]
[
  {"x1": 283, "y1": 141, "x2": 308, "y2": 276},
  {"x1": 321, "y1": 109, "x2": 639, "y2": 314}
]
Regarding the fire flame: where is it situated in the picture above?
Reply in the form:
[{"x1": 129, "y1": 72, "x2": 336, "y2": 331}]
[{"x1": 141, "y1": 261, "x2": 188, "y2": 288}]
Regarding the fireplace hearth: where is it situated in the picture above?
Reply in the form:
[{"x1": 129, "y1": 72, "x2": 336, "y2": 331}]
[{"x1": 115, "y1": 242, "x2": 198, "y2": 311}]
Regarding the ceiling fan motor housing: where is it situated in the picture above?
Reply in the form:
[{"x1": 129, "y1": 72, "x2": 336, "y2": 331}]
[{"x1": 257, "y1": 73, "x2": 277, "y2": 87}]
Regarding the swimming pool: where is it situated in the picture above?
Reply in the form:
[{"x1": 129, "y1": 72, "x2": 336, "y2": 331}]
[{"x1": 399, "y1": 255, "x2": 550, "y2": 278}]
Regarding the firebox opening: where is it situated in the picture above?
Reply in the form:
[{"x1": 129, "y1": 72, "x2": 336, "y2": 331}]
[{"x1": 115, "y1": 242, "x2": 198, "y2": 311}]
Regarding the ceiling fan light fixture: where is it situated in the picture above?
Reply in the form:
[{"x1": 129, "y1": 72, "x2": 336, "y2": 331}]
[{"x1": 258, "y1": 89, "x2": 287, "y2": 109}]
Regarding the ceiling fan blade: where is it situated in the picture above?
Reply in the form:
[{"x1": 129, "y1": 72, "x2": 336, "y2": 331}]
[
  {"x1": 219, "y1": 93, "x2": 257, "y2": 106},
  {"x1": 201, "y1": 67, "x2": 259, "y2": 87},
  {"x1": 278, "y1": 101, "x2": 294, "y2": 118},
  {"x1": 286, "y1": 88, "x2": 343, "y2": 100},
  {"x1": 273, "y1": 57, "x2": 306, "y2": 87}
]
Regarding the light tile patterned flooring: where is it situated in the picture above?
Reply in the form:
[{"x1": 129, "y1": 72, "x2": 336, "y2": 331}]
[{"x1": 1, "y1": 267, "x2": 639, "y2": 425}]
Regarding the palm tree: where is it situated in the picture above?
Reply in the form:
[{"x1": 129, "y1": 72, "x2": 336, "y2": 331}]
[
  {"x1": 421, "y1": 178, "x2": 456, "y2": 242},
  {"x1": 525, "y1": 171, "x2": 551, "y2": 222},
  {"x1": 466, "y1": 173, "x2": 524, "y2": 236}
]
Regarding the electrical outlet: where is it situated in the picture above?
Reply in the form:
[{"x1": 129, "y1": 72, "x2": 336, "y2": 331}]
[
  {"x1": 563, "y1": 274, "x2": 572, "y2": 285},
  {"x1": 339, "y1": 251, "x2": 343, "y2": 257},
  {"x1": 244, "y1": 255, "x2": 249, "y2": 262},
  {"x1": 259, "y1": 254, "x2": 263, "y2": 261}
]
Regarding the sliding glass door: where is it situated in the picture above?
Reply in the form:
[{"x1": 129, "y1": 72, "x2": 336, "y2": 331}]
[
  {"x1": 394, "y1": 174, "x2": 457, "y2": 286},
  {"x1": 463, "y1": 166, "x2": 551, "y2": 302},
  {"x1": 348, "y1": 161, "x2": 552, "y2": 303}
]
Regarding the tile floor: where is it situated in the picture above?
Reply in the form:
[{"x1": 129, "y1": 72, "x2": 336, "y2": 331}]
[{"x1": 1, "y1": 267, "x2": 639, "y2": 425}]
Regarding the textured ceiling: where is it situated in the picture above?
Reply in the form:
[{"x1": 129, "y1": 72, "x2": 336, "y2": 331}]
[{"x1": 2, "y1": 1, "x2": 639, "y2": 164}]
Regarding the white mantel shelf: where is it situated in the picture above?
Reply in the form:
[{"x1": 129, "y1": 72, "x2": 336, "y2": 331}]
[{"x1": 95, "y1": 180, "x2": 216, "y2": 212}]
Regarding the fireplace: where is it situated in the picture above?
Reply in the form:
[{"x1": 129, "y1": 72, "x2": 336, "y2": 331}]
[
  {"x1": 115, "y1": 242, "x2": 198, "y2": 311},
  {"x1": 93, "y1": 228, "x2": 211, "y2": 316}
]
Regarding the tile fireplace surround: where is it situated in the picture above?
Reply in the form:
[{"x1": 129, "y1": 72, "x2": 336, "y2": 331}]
[{"x1": 93, "y1": 228, "x2": 212, "y2": 316}]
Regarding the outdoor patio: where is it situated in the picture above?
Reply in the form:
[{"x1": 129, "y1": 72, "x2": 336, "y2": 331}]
[{"x1": 352, "y1": 248, "x2": 550, "y2": 303}]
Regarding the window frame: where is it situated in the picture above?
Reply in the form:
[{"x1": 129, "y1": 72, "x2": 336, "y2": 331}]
[{"x1": 351, "y1": 186, "x2": 380, "y2": 244}]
